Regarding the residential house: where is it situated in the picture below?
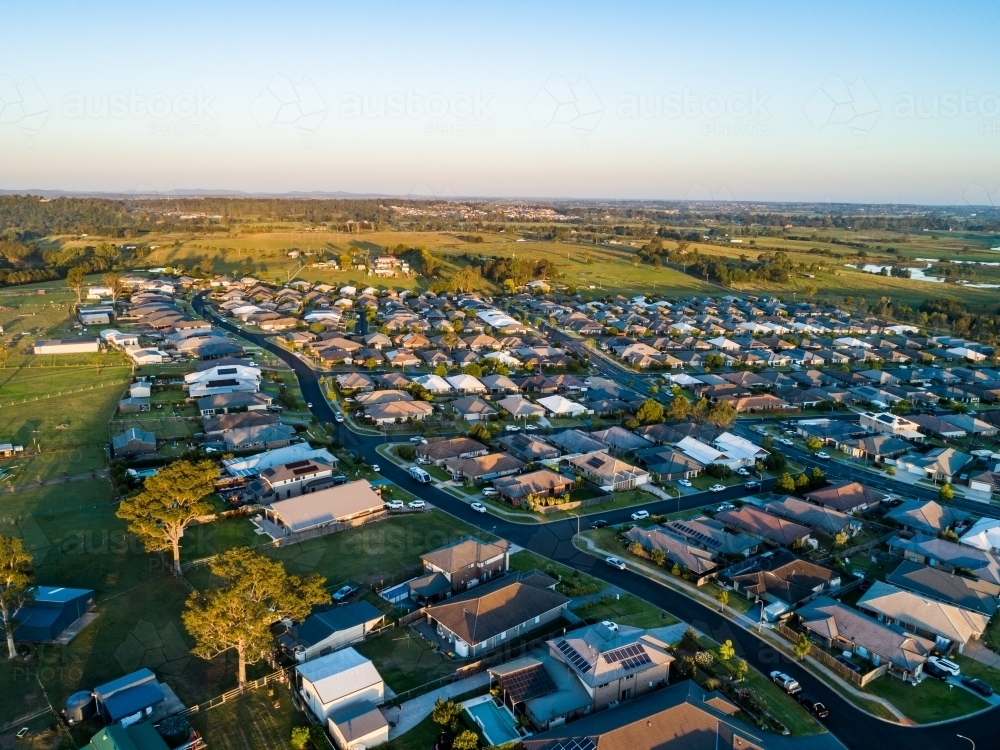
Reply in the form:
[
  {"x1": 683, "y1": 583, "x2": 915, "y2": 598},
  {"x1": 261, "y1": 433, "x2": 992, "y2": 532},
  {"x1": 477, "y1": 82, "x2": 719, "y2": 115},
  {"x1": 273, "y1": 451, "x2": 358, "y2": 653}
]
[
  {"x1": 661, "y1": 516, "x2": 759, "y2": 557},
  {"x1": 496, "y1": 395, "x2": 547, "y2": 419},
  {"x1": 493, "y1": 470, "x2": 575, "y2": 505},
  {"x1": 623, "y1": 527, "x2": 717, "y2": 583},
  {"x1": 804, "y1": 481, "x2": 885, "y2": 514},
  {"x1": 280, "y1": 600, "x2": 384, "y2": 662},
  {"x1": 451, "y1": 396, "x2": 497, "y2": 422},
  {"x1": 444, "y1": 453, "x2": 525, "y2": 482},
  {"x1": 547, "y1": 429, "x2": 608, "y2": 456},
  {"x1": 762, "y1": 496, "x2": 854, "y2": 537},
  {"x1": 959, "y1": 518, "x2": 1000, "y2": 554},
  {"x1": 859, "y1": 412, "x2": 925, "y2": 440},
  {"x1": 886, "y1": 560, "x2": 1000, "y2": 618},
  {"x1": 887, "y1": 534, "x2": 1000, "y2": 586},
  {"x1": 498, "y1": 433, "x2": 560, "y2": 462},
  {"x1": 423, "y1": 574, "x2": 570, "y2": 657},
  {"x1": 536, "y1": 395, "x2": 590, "y2": 417},
  {"x1": 263, "y1": 480, "x2": 385, "y2": 536},
  {"x1": 714, "y1": 506, "x2": 812, "y2": 548},
  {"x1": 884, "y1": 500, "x2": 967, "y2": 536},
  {"x1": 724, "y1": 550, "x2": 840, "y2": 618},
  {"x1": 634, "y1": 447, "x2": 703, "y2": 481},
  {"x1": 327, "y1": 703, "x2": 389, "y2": 750},
  {"x1": 250, "y1": 458, "x2": 337, "y2": 502},
  {"x1": 364, "y1": 400, "x2": 434, "y2": 425},
  {"x1": 894, "y1": 447, "x2": 972, "y2": 484},
  {"x1": 858, "y1": 582, "x2": 987, "y2": 653},
  {"x1": 416, "y1": 437, "x2": 490, "y2": 466},
  {"x1": 589, "y1": 426, "x2": 652, "y2": 454},
  {"x1": 566, "y1": 452, "x2": 650, "y2": 492},
  {"x1": 796, "y1": 596, "x2": 933, "y2": 679},
  {"x1": 295, "y1": 647, "x2": 384, "y2": 723},
  {"x1": 111, "y1": 428, "x2": 156, "y2": 459},
  {"x1": 419, "y1": 537, "x2": 512, "y2": 594}
]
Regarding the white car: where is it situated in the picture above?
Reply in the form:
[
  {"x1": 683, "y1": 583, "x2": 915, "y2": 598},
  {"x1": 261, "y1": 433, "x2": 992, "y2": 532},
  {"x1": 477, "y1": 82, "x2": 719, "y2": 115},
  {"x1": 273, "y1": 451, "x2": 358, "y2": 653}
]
[
  {"x1": 770, "y1": 671, "x2": 802, "y2": 694},
  {"x1": 631, "y1": 510, "x2": 650, "y2": 521},
  {"x1": 470, "y1": 502, "x2": 487, "y2": 513},
  {"x1": 416, "y1": 457, "x2": 432, "y2": 465},
  {"x1": 504, "y1": 424, "x2": 521, "y2": 432},
  {"x1": 481, "y1": 487, "x2": 499, "y2": 497},
  {"x1": 605, "y1": 556, "x2": 627, "y2": 570},
  {"x1": 524, "y1": 424, "x2": 539, "y2": 431},
  {"x1": 409, "y1": 436, "x2": 424, "y2": 443},
  {"x1": 371, "y1": 464, "x2": 381, "y2": 472},
  {"x1": 307, "y1": 403, "x2": 313, "y2": 408},
  {"x1": 678, "y1": 479, "x2": 693, "y2": 487},
  {"x1": 334, "y1": 414, "x2": 344, "y2": 423},
  {"x1": 709, "y1": 484, "x2": 726, "y2": 493},
  {"x1": 816, "y1": 452, "x2": 831, "y2": 460},
  {"x1": 407, "y1": 500, "x2": 427, "y2": 509},
  {"x1": 927, "y1": 656, "x2": 961, "y2": 676},
  {"x1": 717, "y1": 503, "x2": 735, "y2": 511},
  {"x1": 736, "y1": 468, "x2": 750, "y2": 477},
  {"x1": 779, "y1": 437, "x2": 795, "y2": 446},
  {"x1": 384, "y1": 500, "x2": 404, "y2": 510}
]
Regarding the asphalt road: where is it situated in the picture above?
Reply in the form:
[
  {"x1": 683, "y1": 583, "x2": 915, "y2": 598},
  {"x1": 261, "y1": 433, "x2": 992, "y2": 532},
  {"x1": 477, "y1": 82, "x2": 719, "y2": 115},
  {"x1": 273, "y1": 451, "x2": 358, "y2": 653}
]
[{"x1": 193, "y1": 294, "x2": 996, "y2": 750}]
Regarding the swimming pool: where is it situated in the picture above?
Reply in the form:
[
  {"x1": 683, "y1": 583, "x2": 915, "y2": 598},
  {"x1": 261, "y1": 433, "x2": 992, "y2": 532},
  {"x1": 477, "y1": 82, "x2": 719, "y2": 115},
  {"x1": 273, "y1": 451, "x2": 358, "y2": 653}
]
[{"x1": 464, "y1": 698, "x2": 520, "y2": 745}]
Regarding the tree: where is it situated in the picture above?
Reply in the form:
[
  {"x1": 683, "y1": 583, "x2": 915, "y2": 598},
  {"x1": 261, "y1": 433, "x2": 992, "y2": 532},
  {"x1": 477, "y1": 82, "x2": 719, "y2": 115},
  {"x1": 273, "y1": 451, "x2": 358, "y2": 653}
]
[
  {"x1": 469, "y1": 423, "x2": 492, "y2": 443},
  {"x1": 794, "y1": 632, "x2": 812, "y2": 661},
  {"x1": 116, "y1": 460, "x2": 218, "y2": 576},
  {"x1": 290, "y1": 727, "x2": 311, "y2": 750},
  {"x1": 764, "y1": 451, "x2": 788, "y2": 473},
  {"x1": 715, "y1": 588, "x2": 729, "y2": 612},
  {"x1": 461, "y1": 363, "x2": 483, "y2": 378},
  {"x1": 706, "y1": 401, "x2": 737, "y2": 428},
  {"x1": 665, "y1": 395, "x2": 691, "y2": 421},
  {"x1": 718, "y1": 639, "x2": 735, "y2": 661},
  {"x1": 691, "y1": 397, "x2": 711, "y2": 422},
  {"x1": 636, "y1": 399, "x2": 664, "y2": 425},
  {"x1": 805, "y1": 436, "x2": 823, "y2": 452},
  {"x1": 794, "y1": 473, "x2": 810, "y2": 493},
  {"x1": 651, "y1": 549, "x2": 666, "y2": 566},
  {"x1": 102, "y1": 272, "x2": 123, "y2": 304},
  {"x1": 452, "y1": 730, "x2": 479, "y2": 750},
  {"x1": 671, "y1": 562, "x2": 681, "y2": 576},
  {"x1": 431, "y1": 698, "x2": 462, "y2": 731},
  {"x1": 939, "y1": 482, "x2": 954, "y2": 502},
  {"x1": 433, "y1": 363, "x2": 448, "y2": 377},
  {"x1": 834, "y1": 531, "x2": 848, "y2": 547},
  {"x1": 704, "y1": 353, "x2": 725, "y2": 370},
  {"x1": 0, "y1": 536, "x2": 33, "y2": 659},
  {"x1": 183, "y1": 548, "x2": 329, "y2": 686},
  {"x1": 809, "y1": 466, "x2": 827, "y2": 489},
  {"x1": 775, "y1": 472, "x2": 796, "y2": 494},
  {"x1": 66, "y1": 266, "x2": 87, "y2": 308}
]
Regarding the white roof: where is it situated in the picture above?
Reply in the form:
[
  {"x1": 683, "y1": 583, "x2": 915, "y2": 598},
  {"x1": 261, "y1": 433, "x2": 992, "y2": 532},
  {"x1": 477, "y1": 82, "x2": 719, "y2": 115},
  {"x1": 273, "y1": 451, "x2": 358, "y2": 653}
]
[
  {"x1": 476, "y1": 309, "x2": 517, "y2": 329},
  {"x1": 482, "y1": 351, "x2": 521, "y2": 366},
  {"x1": 445, "y1": 374, "x2": 486, "y2": 392},
  {"x1": 666, "y1": 373, "x2": 703, "y2": 386},
  {"x1": 536, "y1": 395, "x2": 587, "y2": 415},
  {"x1": 676, "y1": 436, "x2": 726, "y2": 465},
  {"x1": 713, "y1": 432, "x2": 767, "y2": 461},
  {"x1": 413, "y1": 374, "x2": 452, "y2": 393},
  {"x1": 960, "y1": 518, "x2": 1000, "y2": 552},
  {"x1": 223, "y1": 444, "x2": 336, "y2": 477},
  {"x1": 296, "y1": 647, "x2": 382, "y2": 705}
]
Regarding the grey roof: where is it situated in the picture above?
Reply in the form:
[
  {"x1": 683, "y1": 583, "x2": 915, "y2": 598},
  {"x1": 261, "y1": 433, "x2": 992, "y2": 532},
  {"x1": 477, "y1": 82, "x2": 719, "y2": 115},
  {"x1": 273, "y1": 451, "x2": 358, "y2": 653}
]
[
  {"x1": 857, "y1": 581, "x2": 988, "y2": 645},
  {"x1": 884, "y1": 500, "x2": 967, "y2": 535},
  {"x1": 547, "y1": 429, "x2": 607, "y2": 455},
  {"x1": 623, "y1": 527, "x2": 717, "y2": 575},
  {"x1": 886, "y1": 560, "x2": 1000, "y2": 617},
  {"x1": 330, "y1": 701, "x2": 388, "y2": 743},
  {"x1": 888, "y1": 533, "x2": 1000, "y2": 585},
  {"x1": 290, "y1": 601, "x2": 384, "y2": 649},
  {"x1": 763, "y1": 496, "x2": 852, "y2": 535}
]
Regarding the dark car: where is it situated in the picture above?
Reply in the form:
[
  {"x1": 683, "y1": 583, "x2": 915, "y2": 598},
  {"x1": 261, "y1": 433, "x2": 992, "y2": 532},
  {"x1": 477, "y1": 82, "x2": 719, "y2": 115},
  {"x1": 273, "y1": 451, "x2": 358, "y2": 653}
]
[
  {"x1": 834, "y1": 655, "x2": 862, "y2": 673},
  {"x1": 590, "y1": 519, "x2": 609, "y2": 529},
  {"x1": 797, "y1": 693, "x2": 829, "y2": 718},
  {"x1": 922, "y1": 661, "x2": 949, "y2": 681},
  {"x1": 744, "y1": 480, "x2": 761, "y2": 490},
  {"x1": 333, "y1": 584, "x2": 359, "y2": 602},
  {"x1": 961, "y1": 676, "x2": 994, "y2": 697}
]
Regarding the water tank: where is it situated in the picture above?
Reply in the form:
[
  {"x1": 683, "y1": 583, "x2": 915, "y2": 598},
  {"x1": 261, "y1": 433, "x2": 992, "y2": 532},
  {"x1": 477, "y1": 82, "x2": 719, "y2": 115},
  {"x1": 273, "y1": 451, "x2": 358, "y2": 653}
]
[{"x1": 65, "y1": 691, "x2": 96, "y2": 724}]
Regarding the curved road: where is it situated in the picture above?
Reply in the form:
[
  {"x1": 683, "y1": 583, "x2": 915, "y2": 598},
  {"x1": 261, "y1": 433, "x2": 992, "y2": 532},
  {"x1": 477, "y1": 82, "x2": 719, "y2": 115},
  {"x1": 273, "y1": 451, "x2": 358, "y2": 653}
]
[{"x1": 193, "y1": 294, "x2": 993, "y2": 750}]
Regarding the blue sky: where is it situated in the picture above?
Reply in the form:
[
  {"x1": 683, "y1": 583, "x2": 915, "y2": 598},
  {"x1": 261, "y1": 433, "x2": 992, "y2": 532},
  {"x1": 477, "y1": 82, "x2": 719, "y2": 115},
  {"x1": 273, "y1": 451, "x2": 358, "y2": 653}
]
[{"x1": 1, "y1": 0, "x2": 998, "y2": 204}]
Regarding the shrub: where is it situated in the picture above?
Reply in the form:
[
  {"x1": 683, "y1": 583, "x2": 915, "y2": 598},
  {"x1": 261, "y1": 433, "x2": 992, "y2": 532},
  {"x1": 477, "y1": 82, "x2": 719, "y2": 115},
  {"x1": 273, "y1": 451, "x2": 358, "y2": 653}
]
[{"x1": 705, "y1": 463, "x2": 732, "y2": 479}]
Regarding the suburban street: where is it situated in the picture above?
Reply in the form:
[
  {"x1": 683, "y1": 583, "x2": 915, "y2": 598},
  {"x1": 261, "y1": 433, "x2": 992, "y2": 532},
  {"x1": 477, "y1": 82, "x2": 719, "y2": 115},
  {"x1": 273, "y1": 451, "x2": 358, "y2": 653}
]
[{"x1": 193, "y1": 294, "x2": 997, "y2": 750}]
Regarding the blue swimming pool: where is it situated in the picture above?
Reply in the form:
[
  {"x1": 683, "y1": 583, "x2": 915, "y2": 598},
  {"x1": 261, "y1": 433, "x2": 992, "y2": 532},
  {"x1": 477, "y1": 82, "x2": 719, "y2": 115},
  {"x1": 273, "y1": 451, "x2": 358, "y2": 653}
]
[{"x1": 465, "y1": 700, "x2": 520, "y2": 745}]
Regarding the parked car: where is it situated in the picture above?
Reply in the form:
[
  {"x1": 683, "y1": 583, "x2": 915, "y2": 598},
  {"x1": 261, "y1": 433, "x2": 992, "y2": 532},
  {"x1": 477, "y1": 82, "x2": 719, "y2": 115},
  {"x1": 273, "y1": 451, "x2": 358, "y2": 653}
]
[
  {"x1": 605, "y1": 556, "x2": 627, "y2": 570},
  {"x1": 470, "y1": 502, "x2": 487, "y2": 513},
  {"x1": 333, "y1": 584, "x2": 359, "y2": 602},
  {"x1": 334, "y1": 414, "x2": 344, "y2": 423},
  {"x1": 505, "y1": 424, "x2": 521, "y2": 432},
  {"x1": 631, "y1": 510, "x2": 650, "y2": 521},
  {"x1": 736, "y1": 468, "x2": 750, "y2": 477},
  {"x1": 590, "y1": 519, "x2": 609, "y2": 529},
  {"x1": 709, "y1": 484, "x2": 726, "y2": 493},
  {"x1": 816, "y1": 452, "x2": 831, "y2": 460},
  {"x1": 744, "y1": 480, "x2": 760, "y2": 490},
  {"x1": 717, "y1": 502, "x2": 735, "y2": 511},
  {"x1": 307, "y1": 402, "x2": 313, "y2": 408},
  {"x1": 407, "y1": 500, "x2": 427, "y2": 509},
  {"x1": 409, "y1": 436, "x2": 425, "y2": 443},
  {"x1": 922, "y1": 660, "x2": 950, "y2": 681},
  {"x1": 481, "y1": 487, "x2": 499, "y2": 497},
  {"x1": 678, "y1": 479, "x2": 693, "y2": 487},
  {"x1": 770, "y1": 671, "x2": 801, "y2": 694},
  {"x1": 371, "y1": 464, "x2": 381, "y2": 472},
  {"x1": 797, "y1": 694, "x2": 829, "y2": 718},
  {"x1": 384, "y1": 500, "x2": 404, "y2": 510},
  {"x1": 927, "y1": 656, "x2": 961, "y2": 676},
  {"x1": 416, "y1": 457, "x2": 432, "y2": 465},
  {"x1": 834, "y1": 655, "x2": 862, "y2": 674},
  {"x1": 524, "y1": 424, "x2": 539, "y2": 431},
  {"x1": 961, "y1": 676, "x2": 994, "y2": 697}
]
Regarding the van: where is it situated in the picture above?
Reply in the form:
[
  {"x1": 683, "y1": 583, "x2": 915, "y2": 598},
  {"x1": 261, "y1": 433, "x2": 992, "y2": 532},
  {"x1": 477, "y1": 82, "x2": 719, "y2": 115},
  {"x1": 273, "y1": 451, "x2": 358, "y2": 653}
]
[{"x1": 409, "y1": 467, "x2": 432, "y2": 484}]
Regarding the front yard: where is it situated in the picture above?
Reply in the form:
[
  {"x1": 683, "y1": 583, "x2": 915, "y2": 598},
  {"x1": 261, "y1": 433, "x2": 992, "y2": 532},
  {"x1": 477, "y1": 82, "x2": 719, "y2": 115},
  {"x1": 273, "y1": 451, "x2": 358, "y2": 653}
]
[
  {"x1": 509, "y1": 550, "x2": 605, "y2": 597},
  {"x1": 572, "y1": 593, "x2": 679, "y2": 628},
  {"x1": 865, "y1": 673, "x2": 989, "y2": 723}
]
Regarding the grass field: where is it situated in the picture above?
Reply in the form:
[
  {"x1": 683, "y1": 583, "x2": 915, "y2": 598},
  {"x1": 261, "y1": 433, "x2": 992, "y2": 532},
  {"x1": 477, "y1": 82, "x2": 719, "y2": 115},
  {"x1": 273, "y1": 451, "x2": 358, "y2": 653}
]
[
  {"x1": 186, "y1": 682, "x2": 308, "y2": 750},
  {"x1": 354, "y1": 626, "x2": 459, "y2": 694},
  {"x1": 571, "y1": 593, "x2": 679, "y2": 628},
  {"x1": 509, "y1": 549, "x2": 605, "y2": 597},
  {"x1": 865, "y1": 672, "x2": 989, "y2": 723}
]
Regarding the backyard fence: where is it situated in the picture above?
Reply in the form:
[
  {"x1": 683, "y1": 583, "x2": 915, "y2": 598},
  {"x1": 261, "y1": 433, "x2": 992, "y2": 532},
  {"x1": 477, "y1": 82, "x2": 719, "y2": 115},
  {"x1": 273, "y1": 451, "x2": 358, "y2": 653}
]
[
  {"x1": 774, "y1": 623, "x2": 888, "y2": 687},
  {"x1": 174, "y1": 667, "x2": 292, "y2": 718}
]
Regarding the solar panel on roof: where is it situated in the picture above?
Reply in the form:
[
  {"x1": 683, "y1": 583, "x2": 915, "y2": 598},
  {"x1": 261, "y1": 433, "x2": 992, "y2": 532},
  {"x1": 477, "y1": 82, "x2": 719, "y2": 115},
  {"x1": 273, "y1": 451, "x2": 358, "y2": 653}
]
[
  {"x1": 286, "y1": 459, "x2": 311, "y2": 469},
  {"x1": 586, "y1": 456, "x2": 605, "y2": 468}
]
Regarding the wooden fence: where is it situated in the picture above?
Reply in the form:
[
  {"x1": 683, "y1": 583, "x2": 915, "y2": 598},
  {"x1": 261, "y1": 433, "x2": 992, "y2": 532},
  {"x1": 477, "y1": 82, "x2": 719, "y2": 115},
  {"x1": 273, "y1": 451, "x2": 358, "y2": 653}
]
[
  {"x1": 175, "y1": 667, "x2": 292, "y2": 718},
  {"x1": 775, "y1": 623, "x2": 888, "y2": 687}
]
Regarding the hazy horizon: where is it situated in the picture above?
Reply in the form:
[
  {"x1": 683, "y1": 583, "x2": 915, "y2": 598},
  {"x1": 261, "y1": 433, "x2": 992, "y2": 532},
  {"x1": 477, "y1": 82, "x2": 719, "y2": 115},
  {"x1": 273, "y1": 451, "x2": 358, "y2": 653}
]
[{"x1": 3, "y1": 0, "x2": 999, "y2": 206}]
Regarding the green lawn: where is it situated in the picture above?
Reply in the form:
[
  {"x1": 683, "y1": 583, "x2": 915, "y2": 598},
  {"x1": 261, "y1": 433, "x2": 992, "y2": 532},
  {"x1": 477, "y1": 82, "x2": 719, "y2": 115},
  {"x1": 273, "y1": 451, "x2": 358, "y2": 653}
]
[
  {"x1": 740, "y1": 667, "x2": 824, "y2": 736},
  {"x1": 955, "y1": 653, "x2": 1000, "y2": 693},
  {"x1": 354, "y1": 627, "x2": 460, "y2": 695},
  {"x1": 509, "y1": 550, "x2": 604, "y2": 597},
  {"x1": 865, "y1": 673, "x2": 989, "y2": 723},
  {"x1": 370, "y1": 713, "x2": 441, "y2": 750},
  {"x1": 572, "y1": 593, "x2": 679, "y2": 628},
  {"x1": 187, "y1": 682, "x2": 309, "y2": 750}
]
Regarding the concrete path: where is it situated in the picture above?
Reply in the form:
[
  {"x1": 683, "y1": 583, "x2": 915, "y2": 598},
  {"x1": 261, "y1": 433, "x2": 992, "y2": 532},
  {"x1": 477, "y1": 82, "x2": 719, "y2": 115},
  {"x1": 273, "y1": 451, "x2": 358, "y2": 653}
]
[
  {"x1": 383, "y1": 672, "x2": 492, "y2": 740},
  {"x1": 964, "y1": 639, "x2": 1000, "y2": 670}
]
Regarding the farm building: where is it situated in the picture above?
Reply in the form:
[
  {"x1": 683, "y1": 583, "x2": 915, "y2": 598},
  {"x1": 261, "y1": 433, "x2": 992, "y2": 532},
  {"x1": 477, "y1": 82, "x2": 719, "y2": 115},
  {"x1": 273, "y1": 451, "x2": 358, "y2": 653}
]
[
  {"x1": 13, "y1": 586, "x2": 95, "y2": 642},
  {"x1": 33, "y1": 338, "x2": 100, "y2": 355}
]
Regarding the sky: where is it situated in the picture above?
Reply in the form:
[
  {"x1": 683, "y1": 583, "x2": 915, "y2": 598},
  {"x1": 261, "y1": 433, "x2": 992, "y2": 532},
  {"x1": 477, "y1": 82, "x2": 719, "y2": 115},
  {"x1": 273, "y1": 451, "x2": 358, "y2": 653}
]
[{"x1": 1, "y1": 0, "x2": 999, "y2": 205}]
